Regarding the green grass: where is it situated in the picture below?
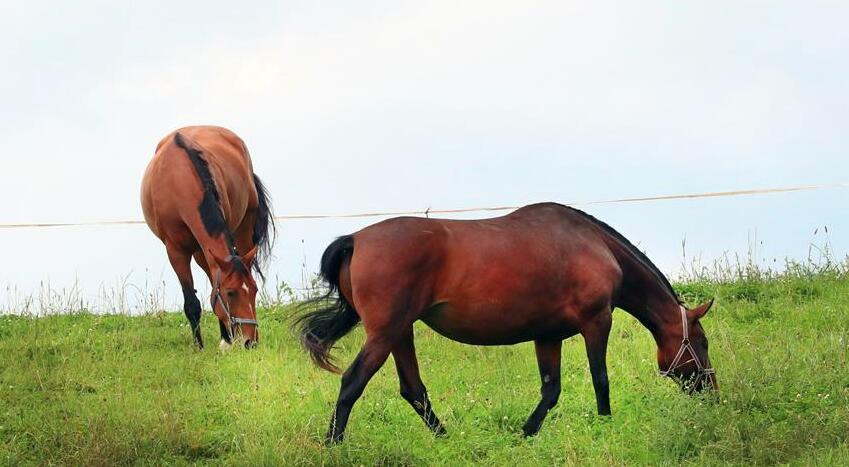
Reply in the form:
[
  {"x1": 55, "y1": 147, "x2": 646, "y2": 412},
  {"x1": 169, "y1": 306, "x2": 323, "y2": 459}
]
[{"x1": 1, "y1": 272, "x2": 848, "y2": 466}]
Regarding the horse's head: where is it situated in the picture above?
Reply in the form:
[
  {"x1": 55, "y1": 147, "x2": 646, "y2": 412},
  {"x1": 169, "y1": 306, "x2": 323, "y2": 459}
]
[
  {"x1": 209, "y1": 246, "x2": 260, "y2": 348},
  {"x1": 658, "y1": 299, "x2": 717, "y2": 392}
]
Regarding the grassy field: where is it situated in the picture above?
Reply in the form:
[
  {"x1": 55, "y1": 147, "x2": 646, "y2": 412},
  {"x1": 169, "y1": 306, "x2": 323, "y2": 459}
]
[{"x1": 1, "y1": 270, "x2": 848, "y2": 466}]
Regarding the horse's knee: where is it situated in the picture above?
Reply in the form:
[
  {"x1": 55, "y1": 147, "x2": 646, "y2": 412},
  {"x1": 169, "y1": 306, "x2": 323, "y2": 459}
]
[
  {"x1": 539, "y1": 373, "x2": 561, "y2": 406},
  {"x1": 181, "y1": 289, "x2": 201, "y2": 319},
  {"x1": 184, "y1": 296, "x2": 200, "y2": 311},
  {"x1": 591, "y1": 369, "x2": 609, "y2": 388}
]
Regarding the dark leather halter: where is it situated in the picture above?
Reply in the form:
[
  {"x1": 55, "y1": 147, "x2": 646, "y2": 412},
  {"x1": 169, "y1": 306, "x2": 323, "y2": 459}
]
[
  {"x1": 210, "y1": 269, "x2": 259, "y2": 340},
  {"x1": 660, "y1": 306, "x2": 715, "y2": 390}
]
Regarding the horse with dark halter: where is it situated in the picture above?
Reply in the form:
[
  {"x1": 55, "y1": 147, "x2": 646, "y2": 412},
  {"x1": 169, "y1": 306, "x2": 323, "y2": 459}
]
[
  {"x1": 295, "y1": 202, "x2": 716, "y2": 443},
  {"x1": 142, "y1": 126, "x2": 274, "y2": 349}
]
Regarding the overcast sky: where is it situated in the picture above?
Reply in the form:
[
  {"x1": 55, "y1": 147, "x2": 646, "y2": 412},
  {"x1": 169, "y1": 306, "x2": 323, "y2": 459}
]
[{"x1": 1, "y1": 1, "x2": 848, "y2": 312}]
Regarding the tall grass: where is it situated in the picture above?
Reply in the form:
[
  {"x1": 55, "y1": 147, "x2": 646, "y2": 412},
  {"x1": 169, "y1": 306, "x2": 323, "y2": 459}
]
[
  {"x1": 1, "y1": 262, "x2": 319, "y2": 317},
  {"x1": 679, "y1": 228, "x2": 846, "y2": 283},
  {"x1": 1, "y1": 271, "x2": 171, "y2": 317}
]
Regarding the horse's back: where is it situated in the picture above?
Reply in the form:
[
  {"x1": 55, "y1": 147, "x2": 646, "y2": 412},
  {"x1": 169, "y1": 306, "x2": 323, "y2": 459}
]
[{"x1": 351, "y1": 203, "x2": 616, "y2": 276}]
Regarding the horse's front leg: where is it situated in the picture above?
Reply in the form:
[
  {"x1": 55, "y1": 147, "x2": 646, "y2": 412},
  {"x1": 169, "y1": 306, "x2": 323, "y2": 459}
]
[
  {"x1": 192, "y1": 251, "x2": 231, "y2": 348},
  {"x1": 581, "y1": 309, "x2": 612, "y2": 416}
]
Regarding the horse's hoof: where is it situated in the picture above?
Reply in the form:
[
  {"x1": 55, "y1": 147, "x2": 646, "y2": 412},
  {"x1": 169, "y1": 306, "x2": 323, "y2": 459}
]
[
  {"x1": 324, "y1": 434, "x2": 343, "y2": 446},
  {"x1": 521, "y1": 424, "x2": 540, "y2": 437}
]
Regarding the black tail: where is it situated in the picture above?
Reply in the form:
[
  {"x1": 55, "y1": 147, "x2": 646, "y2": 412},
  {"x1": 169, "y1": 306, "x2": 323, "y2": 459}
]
[
  {"x1": 251, "y1": 173, "x2": 276, "y2": 279},
  {"x1": 293, "y1": 235, "x2": 360, "y2": 373}
]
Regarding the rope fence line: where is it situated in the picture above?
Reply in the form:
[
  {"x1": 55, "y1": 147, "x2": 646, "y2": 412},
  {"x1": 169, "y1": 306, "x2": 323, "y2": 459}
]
[{"x1": 1, "y1": 183, "x2": 846, "y2": 230}]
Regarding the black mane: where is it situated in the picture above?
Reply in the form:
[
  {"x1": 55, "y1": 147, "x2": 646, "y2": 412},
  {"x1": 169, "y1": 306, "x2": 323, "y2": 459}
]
[
  {"x1": 227, "y1": 255, "x2": 249, "y2": 275},
  {"x1": 560, "y1": 204, "x2": 682, "y2": 304},
  {"x1": 174, "y1": 132, "x2": 238, "y2": 256}
]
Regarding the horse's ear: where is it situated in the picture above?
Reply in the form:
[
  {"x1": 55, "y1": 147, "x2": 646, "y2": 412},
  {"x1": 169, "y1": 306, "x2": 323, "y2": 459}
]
[
  {"x1": 242, "y1": 245, "x2": 259, "y2": 267},
  {"x1": 688, "y1": 299, "x2": 714, "y2": 320},
  {"x1": 208, "y1": 248, "x2": 229, "y2": 270}
]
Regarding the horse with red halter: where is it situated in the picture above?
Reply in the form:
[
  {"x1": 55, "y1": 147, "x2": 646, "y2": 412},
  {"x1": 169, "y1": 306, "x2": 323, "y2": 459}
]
[
  {"x1": 142, "y1": 126, "x2": 274, "y2": 349},
  {"x1": 295, "y1": 202, "x2": 716, "y2": 443}
]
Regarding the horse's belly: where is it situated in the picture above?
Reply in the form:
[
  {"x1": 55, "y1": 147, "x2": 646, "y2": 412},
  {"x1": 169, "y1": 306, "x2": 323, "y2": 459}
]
[{"x1": 419, "y1": 302, "x2": 578, "y2": 345}]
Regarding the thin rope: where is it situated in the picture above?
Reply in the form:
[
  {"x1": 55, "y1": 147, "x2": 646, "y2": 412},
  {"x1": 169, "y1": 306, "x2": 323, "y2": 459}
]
[
  {"x1": 0, "y1": 183, "x2": 845, "y2": 229},
  {"x1": 0, "y1": 219, "x2": 147, "y2": 229},
  {"x1": 274, "y1": 183, "x2": 848, "y2": 219}
]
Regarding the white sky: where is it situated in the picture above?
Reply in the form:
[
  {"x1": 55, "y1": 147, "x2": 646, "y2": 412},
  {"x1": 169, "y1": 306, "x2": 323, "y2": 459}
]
[{"x1": 1, "y1": 1, "x2": 848, "y2": 312}]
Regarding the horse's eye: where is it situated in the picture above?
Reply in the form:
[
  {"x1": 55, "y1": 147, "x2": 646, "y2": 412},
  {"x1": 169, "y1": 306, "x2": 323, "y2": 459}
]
[{"x1": 227, "y1": 291, "x2": 237, "y2": 298}]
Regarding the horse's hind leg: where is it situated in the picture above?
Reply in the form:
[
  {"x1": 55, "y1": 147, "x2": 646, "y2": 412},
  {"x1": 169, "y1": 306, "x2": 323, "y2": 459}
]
[
  {"x1": 393, "y1": 329, "x2": 446, "y2": 436},
  {"x1": 167, "y1": 244, "x2": 203, "y2": 348},
  {"x1": 522, "y1": 339, "x2": 562, "y2": 436},
  {"x1": 326, "y1": 336, "x2": 393, "y2": 444}
]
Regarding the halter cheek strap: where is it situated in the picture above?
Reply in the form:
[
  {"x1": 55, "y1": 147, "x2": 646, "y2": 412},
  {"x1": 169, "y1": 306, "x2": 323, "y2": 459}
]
[
  {"x1": 211, "y1": 269, "x2": 259, "y2": 340},
  {"x1": 660, "y1": 306, "x2": 714, "y2": 389}
]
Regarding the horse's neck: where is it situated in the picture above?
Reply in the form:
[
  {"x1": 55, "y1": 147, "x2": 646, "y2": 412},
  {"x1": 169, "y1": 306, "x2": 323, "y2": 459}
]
[{"x1": 612, "y1": 251, "x2": 680, "y2": 343}]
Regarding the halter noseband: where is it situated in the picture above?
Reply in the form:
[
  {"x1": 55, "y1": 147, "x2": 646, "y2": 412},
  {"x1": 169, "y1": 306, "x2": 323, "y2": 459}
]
[
  {"x1": 660, "y1": 306, "x2": 714, "y2": 390},
  {"x1": 210, "y1": 269, "x2": 259, "y2": 340}
]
